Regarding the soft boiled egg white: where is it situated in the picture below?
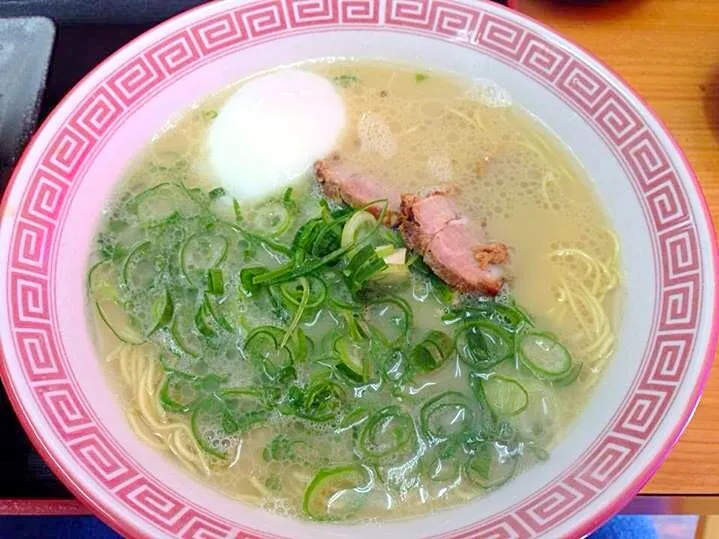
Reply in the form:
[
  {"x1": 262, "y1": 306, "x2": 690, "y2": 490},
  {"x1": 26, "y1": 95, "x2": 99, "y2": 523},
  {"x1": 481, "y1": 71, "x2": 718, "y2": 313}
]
[{"x1": 207, "y1": 69, "x2": 346, "y2": 202}]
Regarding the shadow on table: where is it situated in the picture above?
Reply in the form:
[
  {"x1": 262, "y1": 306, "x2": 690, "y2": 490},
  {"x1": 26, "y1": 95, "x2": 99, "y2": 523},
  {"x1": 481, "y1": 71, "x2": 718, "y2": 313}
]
[
  {"x1": 702, "y1": 64, "x2": 719, "y2": 145},
  {"x1": 0, "y1": 517, "x2": 120, "y2": 539},
  {"x1": 518, "y1": 0, "x2": 648, "y2": 20}
]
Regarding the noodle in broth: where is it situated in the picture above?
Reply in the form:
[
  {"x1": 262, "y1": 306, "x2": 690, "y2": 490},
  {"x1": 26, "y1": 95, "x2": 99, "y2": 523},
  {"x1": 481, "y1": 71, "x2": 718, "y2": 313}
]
[{"x1": 88, "y1": 61, "x2": 620, "y2": 521}]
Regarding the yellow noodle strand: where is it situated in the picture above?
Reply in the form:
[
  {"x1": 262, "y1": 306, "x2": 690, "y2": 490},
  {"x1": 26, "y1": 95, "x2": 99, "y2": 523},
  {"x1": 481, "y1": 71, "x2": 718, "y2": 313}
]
[
  {"x1": 546, "y1": 232, "x2": 619, "y2": 385},
  {"x1": 111, "y1": 344, "x2": 214, "y2": 477}
]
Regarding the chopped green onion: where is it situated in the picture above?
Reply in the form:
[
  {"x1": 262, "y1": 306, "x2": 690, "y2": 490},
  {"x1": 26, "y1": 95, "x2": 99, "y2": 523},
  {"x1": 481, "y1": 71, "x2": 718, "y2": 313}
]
[
  {"x1": 233, "y1": 198, "x2": 243, "y2": 222},
  {"x1": 419, "y1": 391, "x2": 474, "y2": 443},
  {"x1": 191, "y1": 396, "x2": 228, "y2": 459},
  {"x1": 88, "y1": 260, "x2": 119, "y2": 302},
  {"x1": 517, "y1": 331, "x2": 572, "y2": 380},
  {"x1": 251, "y1": 198, "x2": 294, "y2": 236},
  {"x1": 334, "y1": 336, "x2": 368, "y2": 382},
  {"x1": 344, "y1": 244, "x2": 387, "y2": 292},
  {"x1": 278, "y1": 276, "x2": 327, "y2": 310},
  {"x1": 339, "y1": 311, "x2": 371, "y2": 342},
  {"x1": 88, "y1": 179, "x2": 576, "y2": 505},
  {"x1": 217, "y1": 388, "x2": 271, "y2": 434},
  {"x1": 409, "y1": 256, "x2": 455, "y2": 304},
  {"x1": 366, "y1": 296, "x2": 412, "y2": 344},
  {"x1": 333, "y1": 74, "x2": 360, "y2": 88},
  {"x1": 170, "y1": 305, "x2": 203, "y2": 357},
  {"x1": 359, "y1": 406, "x2": 416, "y2": 462},
  {"x1": 252, "y1": 207, "x2": 384, "y2": 286},
  {"x1": 464, "y1": 442, "x2": 517, "y2": 489},
  {"x1": 264, "y1": 434, "x2": 303, "y2": 462},
  {"x1": 208, "y1": 187, "x2": 226, "y2": 200},
  {"x1": 455, "y1": 320, "x2": 513, "y2": 371},
  {"x1": 244, "y1": 326, "x2": 293, "y2": 380},
  {"x1": 422, "y1": 441, "x2": 462, "y2": 483},
  {"x1": 283, "y1": 380, "x2": 346, "y2": 422},
  {"x1": 122, "y1": 240, "x2": 153, "y2": 291},
  {"x1": 552, "y1": 360, "x2": 583, "y2": 387},
  {"x1": 443, "y1": 301, "x2": 533, "y2": 332},
  {"x1": 370, "y1": 249, "x2": 409, "y2": 286},
  {"x1": 480, "y1": 375, "x2": 528, "y2": 417},
  {"x1": 281, "y1": 277, "x2": 310, "y2": 348},
  {"x1": 194, "y1": 300, "x2": 217, "y2": 338},
  {"x1": 410, "y1": 330, "x2": 453, "y2": 372},
  {"x1": 160, "y1": 371, "x2": 203, "y2": 413},
  {"x1": 341, "y1": 211, "x2": 377, "y2": 249},
  {"x1": 191, "y1": 390, "x2": 270, "y2": 458},
  {"x1": 230, "y1": 222, "x2": 292, "y2": 256},
  {"x1": 240, "y1": 266, "x2": 268, "y2": 295},
  {"x1": 126, "y1": 182, "x2": 199, "y2": 225},
  {"x1": 207, "y1": 268, "x2": 225, "y2": 295},
  {"x1": 337, "y1": 407, "x2": 370, "y2": 433},
  {"x1": 180, "y1": 233, "x2": 228, "y2": 287},
  {"x1": 148, "y1": 288, "x2": 174, "y2": 335},
  {"x1": 382, "y1": 348, "x2": 408, "y2": 383},
  {"x1": 374, "y1": 244, "x2": 395, "y2": 258},
  {"x1": 95, "y1": 300, "x2": 145, "y2": 344},
  {"x1": 303, "y1": 463, "x2": 372, "y2": 520}
]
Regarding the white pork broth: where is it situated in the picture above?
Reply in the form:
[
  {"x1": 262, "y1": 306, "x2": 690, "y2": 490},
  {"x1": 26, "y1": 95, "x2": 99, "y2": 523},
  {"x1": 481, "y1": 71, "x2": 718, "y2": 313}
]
[{"x1": 87, "y1": 60, "x2": 620, "y2": 521}]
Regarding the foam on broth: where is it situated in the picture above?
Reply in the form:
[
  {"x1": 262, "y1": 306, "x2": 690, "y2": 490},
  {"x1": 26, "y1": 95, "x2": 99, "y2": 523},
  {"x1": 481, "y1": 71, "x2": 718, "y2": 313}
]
[{"x1": 89, "y1": 60, "x2": 621, "y2": 521}]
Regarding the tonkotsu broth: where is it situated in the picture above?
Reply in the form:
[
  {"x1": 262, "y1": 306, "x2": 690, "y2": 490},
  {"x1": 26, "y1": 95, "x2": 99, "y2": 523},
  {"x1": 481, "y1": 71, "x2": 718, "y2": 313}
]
[{"x1": 89, "y1": 61, "x2": 620, "y2": 521}]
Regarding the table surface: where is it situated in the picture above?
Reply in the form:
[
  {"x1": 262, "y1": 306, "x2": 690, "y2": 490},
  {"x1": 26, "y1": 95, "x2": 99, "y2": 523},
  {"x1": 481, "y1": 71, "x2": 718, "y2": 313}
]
[{"x1": 515, "y1": 0, "x2": 719, "y2": 497}]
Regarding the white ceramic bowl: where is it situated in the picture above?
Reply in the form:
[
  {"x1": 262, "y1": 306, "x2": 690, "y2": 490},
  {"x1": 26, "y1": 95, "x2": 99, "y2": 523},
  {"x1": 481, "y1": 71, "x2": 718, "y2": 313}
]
[{"x1": 0, "y1": 1, "x2": 717, "y2": 537}]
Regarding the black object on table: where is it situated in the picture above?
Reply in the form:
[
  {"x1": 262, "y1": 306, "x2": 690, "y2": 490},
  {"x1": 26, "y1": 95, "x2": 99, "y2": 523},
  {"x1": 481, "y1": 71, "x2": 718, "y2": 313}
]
[
  {"x1": 0, "y1": 17, "x2": 55, "y2": 185},
  {"x1": 0, "y1": 0, "x2": 512, "y2": 503}
]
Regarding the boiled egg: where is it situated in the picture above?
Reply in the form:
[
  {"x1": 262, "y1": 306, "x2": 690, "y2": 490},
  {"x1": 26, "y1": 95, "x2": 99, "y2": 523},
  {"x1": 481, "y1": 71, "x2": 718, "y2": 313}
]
[{"x1": 207, "y1": 69, "x2": 346, "y2": 202}]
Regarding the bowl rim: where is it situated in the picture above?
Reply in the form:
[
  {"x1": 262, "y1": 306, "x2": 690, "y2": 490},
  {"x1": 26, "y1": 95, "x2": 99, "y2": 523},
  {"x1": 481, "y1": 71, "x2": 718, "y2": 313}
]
[
  {"x1": 0, "y1": 0, "x2": 716, "y2": 537},
  {"x1": 516, "y1": 10, "x2": 719, "y2": 539}
]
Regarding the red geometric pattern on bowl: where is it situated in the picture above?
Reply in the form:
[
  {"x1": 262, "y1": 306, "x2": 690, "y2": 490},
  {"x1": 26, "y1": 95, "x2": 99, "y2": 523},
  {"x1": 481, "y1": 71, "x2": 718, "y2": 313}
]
[{"x1": 1, "y1": 0, "x2": 710, "y2": 537}]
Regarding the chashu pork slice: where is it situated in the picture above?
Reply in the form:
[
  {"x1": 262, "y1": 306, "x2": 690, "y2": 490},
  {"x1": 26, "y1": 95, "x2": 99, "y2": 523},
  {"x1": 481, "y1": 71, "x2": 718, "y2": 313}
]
[
  {"x1": 400, "y1": 192, "x2": 508, "y2": 295},
  {"x1": 314, "y1": 156, "x2": 509, "y2": 294},
  {"x1": 314, "y1": 156, "x2": 402, "y2": 226}
]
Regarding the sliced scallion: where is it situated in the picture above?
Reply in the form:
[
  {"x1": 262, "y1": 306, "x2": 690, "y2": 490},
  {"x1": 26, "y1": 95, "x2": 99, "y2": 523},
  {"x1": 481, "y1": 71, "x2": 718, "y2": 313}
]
[
  {"x1": 95, "y1": 300, "x2": 145, "y2": 344},
  {"x1": 147, "y1": 288, "x2": 174, "y2": 335},
  {"x1": 517, "y1": 331, "x2": 572, "y2": 380},
  {"x1": 464, "y1": 442, "x2": 517, "y2": 489},
  {"x1": 480, "y1": 375, "x2": 528, "y2": 417},
  {"x1": 180, "y1": 233, "x2": 228, "y2": 287},
  {"x1": 207, "y1": 268, "x2": 225, "y2": 295},
  {"x1": 303, "y1": 464, "x2": 372, "y2": 521},
  {"x1": 341, "y1": 210, "x2": 376, "y2": 248},
  {"x1": 410, "y1": 330, "x2": 453, "y2": 372},
  {"x1": 334, "y1": 336, "x2": 367, "y2": 382},
  {"x1": 88, "y1": 260, "x2": 119, "y2": 302},
  {"x1": 419, "y1": 391, "x2": 474, "y2": 443},
  {"x1": 455, "y1": 320, "x2": 513, "y2": 371},
  {"x1": 359, "y1": 406, "x2": 416, "y2": 462}
]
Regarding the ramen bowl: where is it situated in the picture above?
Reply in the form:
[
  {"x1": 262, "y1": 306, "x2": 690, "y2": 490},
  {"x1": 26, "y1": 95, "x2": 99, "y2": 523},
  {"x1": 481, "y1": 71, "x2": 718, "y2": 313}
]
[{"x1": 0, "y1": 0, "x2": 716, "y2": 537}]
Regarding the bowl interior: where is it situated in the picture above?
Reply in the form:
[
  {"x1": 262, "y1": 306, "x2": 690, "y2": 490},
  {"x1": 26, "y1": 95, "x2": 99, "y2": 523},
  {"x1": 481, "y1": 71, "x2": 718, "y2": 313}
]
[{"x1": 0, "y1": 1, "x2": 715, "y2": 538}]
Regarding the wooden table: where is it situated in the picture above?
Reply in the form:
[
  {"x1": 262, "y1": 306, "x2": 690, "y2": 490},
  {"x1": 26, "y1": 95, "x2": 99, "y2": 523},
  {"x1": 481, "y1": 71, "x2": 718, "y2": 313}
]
[{"x1": 514, "y1": 0, "x2": 719, "y2": 511}]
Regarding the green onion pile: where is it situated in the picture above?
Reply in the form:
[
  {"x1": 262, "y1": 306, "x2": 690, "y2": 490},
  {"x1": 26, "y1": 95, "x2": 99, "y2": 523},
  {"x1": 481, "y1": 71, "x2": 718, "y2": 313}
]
[{"x1": 89, "y1": 181, "x2": 581, "y2": 520}]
